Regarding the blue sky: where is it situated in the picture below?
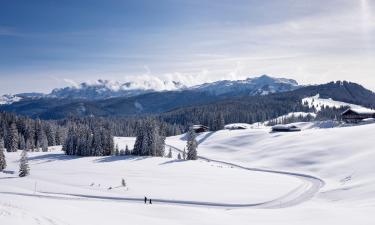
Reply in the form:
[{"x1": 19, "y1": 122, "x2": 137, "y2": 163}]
[{"x1": 0, "y1": 0, "x2": 374, "y2": 94}]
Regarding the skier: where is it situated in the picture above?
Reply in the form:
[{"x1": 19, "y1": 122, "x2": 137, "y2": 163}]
[
  {"x1": 149, "y1": 199, "x2": 152, "y2": 204},
  {"x1": 144, "y1": 196, "x2": 147, "y2": 204}
]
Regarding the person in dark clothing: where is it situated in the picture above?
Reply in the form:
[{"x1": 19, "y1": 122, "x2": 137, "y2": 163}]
[
  {"x1": 149, "y1": 199, "x2": 152, "y2": 204},
  {"x1": 144, "y1": 197, "x2": 147, "y2": 204}
]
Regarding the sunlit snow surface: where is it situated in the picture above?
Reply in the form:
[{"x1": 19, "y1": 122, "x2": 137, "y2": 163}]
[{"x1": 1, "y1": 122, "x2": 375, "y2": 224}]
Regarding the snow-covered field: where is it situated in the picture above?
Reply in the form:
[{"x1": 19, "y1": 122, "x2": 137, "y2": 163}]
[{"x1": 1, "y1": 122, "x2": 375, "y2": 224}]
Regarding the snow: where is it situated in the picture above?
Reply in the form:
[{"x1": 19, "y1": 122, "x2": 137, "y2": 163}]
[
  {"x1": 2, "y1": 123, "x2": 375, "y2": 224},
  {"x1": 167, "y1": 123, "x2": 375, "y2": 205},
  {"x1": 342, "y1": 108, "x2": 375, "y2": 115},
  {"x1": 0, "y1": 94, "x2": 22, "y2": 105},
  {"x1": 224, "y1": 123, "x2": 252, "y2": 129},
  {"x1": 302, "y1": 94, "x2": 373, "y2": 112}
]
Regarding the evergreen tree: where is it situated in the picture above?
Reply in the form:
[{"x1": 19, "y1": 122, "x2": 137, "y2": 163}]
[
  {"x1": 115, "y1": 146, "x2": 120, "y2": 156},
  {"x1": 218, "y1": 112, "x2": 225, "y2": 130},
  {"x1": 19, "y1": 134, "x2": 26, "y2": 150},
  {"x1": 0, "y1": 139, "x2": 6, "y2": 172},
  {"x1": 186, "y1": 128, "x2": 198, "y2": 160},
  {"x1": 183, "y1": 148, "x2": 187, "y2": 160},
  {"x1": 6, "y1": 123, "x2": 19, "y2": 152},
  {"x1": 41, "y1": 133, "x2": 48, "y2": 152},
  {"x1": 125, "y1": 145, "x2": 130, "y2": 155},
  {"x1": 19, "y1": 150, "x2": 30, "y2": 177},
  {"x1": 177, "y1": 152, "x2": 181, "y2": 160},
  {"x1": 167, "y1": 147, "x2": 172, "y2": 158},
  {"x1": 133, "y1": 118, "x2": 165, "y2": 157},
  {"x1": 114, "y1": 144, "x2": 119, "y2": 156}
]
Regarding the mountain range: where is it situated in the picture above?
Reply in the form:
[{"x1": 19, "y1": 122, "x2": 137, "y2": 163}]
[
  {"x1": 0, "y1": 75, "x2": 374, "y2": 119},
  {"x1": 0, "y1": 75, "x2": 299, "y2": 102}
]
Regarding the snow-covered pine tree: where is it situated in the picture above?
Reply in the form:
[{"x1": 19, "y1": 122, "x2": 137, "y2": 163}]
[
  {"x1": 41, "y1": 133, "x2": 48, "y2": 152},
  {"x1": 44, "y1": 124, "x2": 56, "y2": 146},
  {"x1": 35, "y1": 119, "x2": 44, "y2": 149},
  {"x1": 133, "y1": 124, "x2": 144, "y2": 155},
  {"x1": 218, "y1": 112, "x2": 225, "y2": 130},
  {"x1": 114, "y1": 144, "x2": 119, "y2": 156},
  {"x1": 177, "y1": 152, "x2": 181, "y2": 160},
  {"x1": 19, "y1": 134, "x2": 26, "y2": 150},
  {"x1": 167, "y1": 147, "x2": 172, "y2": 158},
  {"x1": 0, "y1": 139, "x2": 6, "y2": 171},
  {"x1": 133, "y1": 118, "x2": 165, "y2": 157},
  {"x1": 183, "y1": 148, "x2": 187, "y2": 160},
  {"x1": 125, "y1": 145, "x2": 130, "y2": 155},
  {"x1": 186, "y1": 128, "x2": 198, "y2": 160},
  {"x1": 6, "y1": 122, "x2": 19, "y2": 152},
  {"x1": 19, "y1": 149, "x2": 30, "y2": 177}
]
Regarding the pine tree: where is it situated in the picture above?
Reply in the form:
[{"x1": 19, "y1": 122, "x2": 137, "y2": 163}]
[
  {"x1": 133, "y1": 123, "x2": 144, "y2": 155},
  {"x1": 0, "y1": 139, "x2": 6, "y2": 172},
  {"x1": 114, "y1": 144, "x2": 119, "y2": 156},
  {"x1": 167, "y1": 147, "x2": 172, "y2": 158},
  {"x1": 6, "y1": 123, "x2": 19, "y2": 152},
  {"x1": 218, "y1": 112, "x2": 225, "y2": 130},
  {"x1": 186, "y1": 128, "x2": 198, "y2": 160},
  {"x1": 19, "y1": 150, "x2": 30, "y2": 177},
  {"x1": 19, "y1": 134, "x2": 26, "y2": 150},
  {"x1": 41, "y1": 134, "x2": 48, "y2": 152},
  {"x1": 133, "y1": 118, "x2": 165, "y2": 157},
  {"x1": 177, "y1": 152, "x2": 181, "y2": 160},
  {"x1": 183, "y1": 148, "x2": 187, "y2": 160},
  {"x1": 125, "y1": 145, "x2": 130, "y2": 155}
]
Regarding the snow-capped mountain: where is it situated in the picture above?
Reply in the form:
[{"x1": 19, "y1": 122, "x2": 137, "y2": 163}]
[
  {"x1": 1, "y1": 75, "x2": 296, "y2": 101},
  {"x1": 47, "y1": 75, "x2": 299, "y2": 100},
  {"x1": 190, "y1": 75, "x2": 299, "y2": 96},
  {"x1": 48, "y1": 79, "x2": 186, "y2": 99},
  {"x1": 0, "y1": 94, "x2": 23, "y2": 105}
]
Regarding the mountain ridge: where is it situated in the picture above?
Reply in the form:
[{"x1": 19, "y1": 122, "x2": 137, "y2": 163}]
[{"x1": 0, "y1": 75, "x2": 300, "y2": 103}]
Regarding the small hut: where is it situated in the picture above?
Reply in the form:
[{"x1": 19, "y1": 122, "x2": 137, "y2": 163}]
[
  {"x1": 271, "y1": 124, "x2": 301, "y2": 132},
  {"x1": 191, "y1": 125, "x2": 209, "y2": 133}
]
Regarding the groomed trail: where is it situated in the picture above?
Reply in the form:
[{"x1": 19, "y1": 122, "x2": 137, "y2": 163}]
[
  {"x1": 165, "y1": 144, "x2": 325, "y2": 209},
  {"x1": 1, "y1": 144, "x2": 324, "y2": 210}
]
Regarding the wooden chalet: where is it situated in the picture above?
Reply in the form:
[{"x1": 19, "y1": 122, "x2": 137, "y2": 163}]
[{"x1": 341, "y1": 108, "x2": 375, "y2": 123}]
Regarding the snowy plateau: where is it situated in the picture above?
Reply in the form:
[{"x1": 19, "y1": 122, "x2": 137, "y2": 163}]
[{"x1": 1, "y1": 121, "x2": 375, "y2": 225}]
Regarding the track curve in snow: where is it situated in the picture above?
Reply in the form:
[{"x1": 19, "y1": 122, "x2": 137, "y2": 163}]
[
  {"x1": 0, "y1": 145, "x2": 324, "y2": 210},
  {"x1": 165, "y1": 144, "x2": 325, "y2": 208}
]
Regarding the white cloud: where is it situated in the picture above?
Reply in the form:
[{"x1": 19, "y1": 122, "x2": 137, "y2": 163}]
[{"x1": 62, "y1": 78, "x2": 80, "y2": 88}]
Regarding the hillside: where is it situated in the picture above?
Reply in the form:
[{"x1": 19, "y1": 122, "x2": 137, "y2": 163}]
[
  {"x1": 1, "y1": 122, "x2": 375, "y2": 224},
  {"x1": 167, "y1": 122, "x2": 375, "y2": 205}
]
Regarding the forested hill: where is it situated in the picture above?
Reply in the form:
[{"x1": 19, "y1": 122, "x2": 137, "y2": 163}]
[{"x1": 286, "y1": 81, "x2": 375, "y2": 108}]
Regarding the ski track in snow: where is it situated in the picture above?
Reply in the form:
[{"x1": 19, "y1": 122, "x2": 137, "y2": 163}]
[
  {"x1": 0, "y1": 145, "x2": 324, "y2": 210},
  {"x1": 165, "y1": 144, "x2": 325, "y2": 209}
]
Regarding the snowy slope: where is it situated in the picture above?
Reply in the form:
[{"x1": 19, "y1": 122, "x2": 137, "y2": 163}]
[
  {"x1": 0, "y1": 94, "x2": 22, "y2": 105},
  {"x1": 2, "y1": 123, "x2": 375, "y2": 224},
  {"x1": 302, "y1": 94, "x2": 374, "y2": 111},
  {"x1": 167, "y1": 123, "x2": 375, "y2": 205}
]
